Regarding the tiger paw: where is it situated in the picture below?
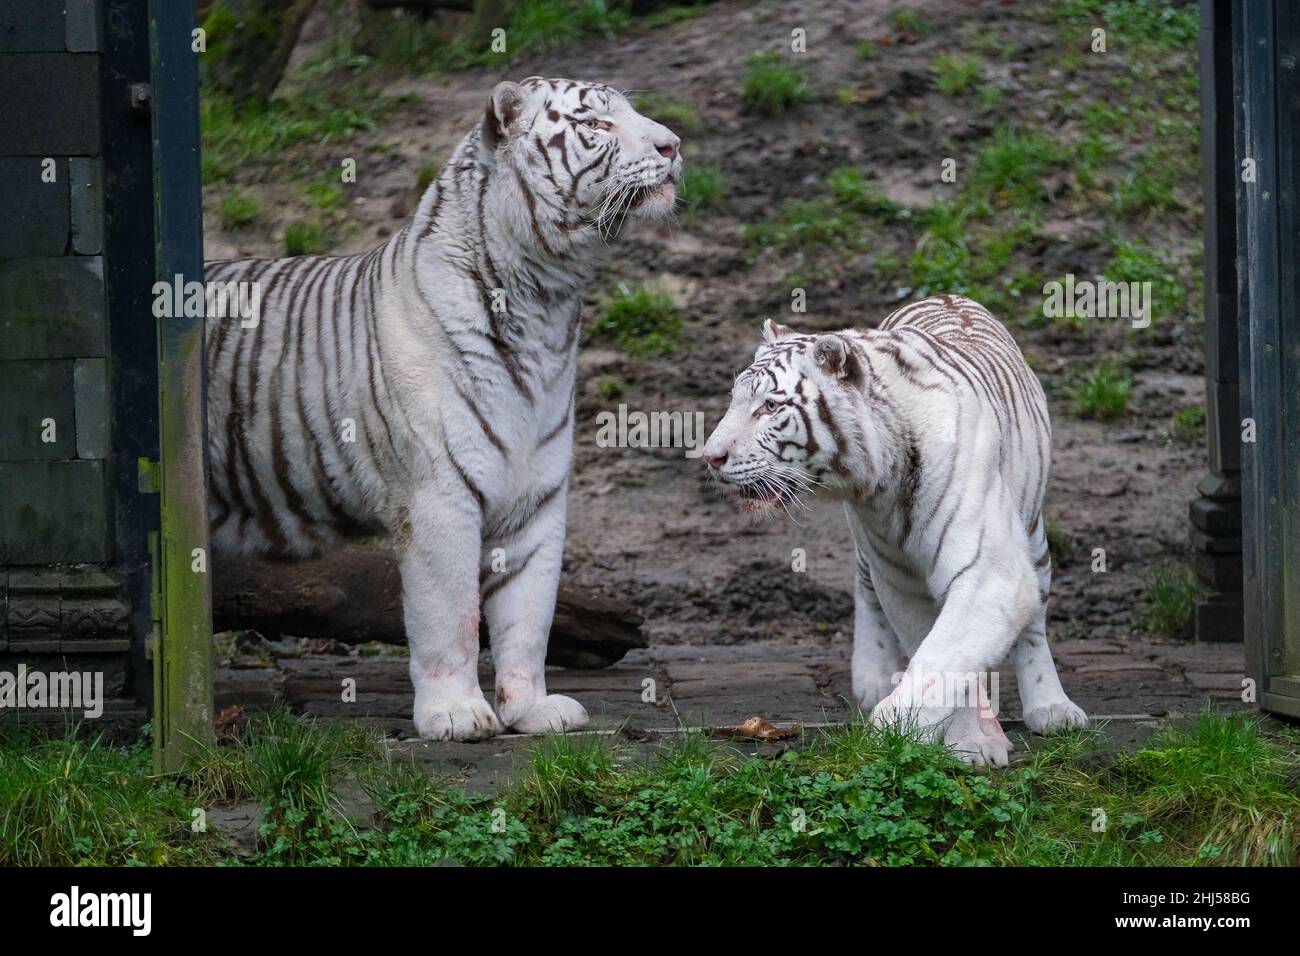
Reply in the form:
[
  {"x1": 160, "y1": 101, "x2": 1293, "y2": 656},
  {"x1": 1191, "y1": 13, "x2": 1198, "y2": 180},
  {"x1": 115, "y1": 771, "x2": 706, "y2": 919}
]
[
  {"x1": 413, "y1": 694, "x2": 503, "y2": 741},
  {"x1": 944, "y1": 707, "x2": 1013, "y2": 768},
  {"x1": 501, "y1": 694, "x2": 589, "y2": 735},
  {"x1": 1023, "y1": 700, "x2": 1089, "y2": 736}
]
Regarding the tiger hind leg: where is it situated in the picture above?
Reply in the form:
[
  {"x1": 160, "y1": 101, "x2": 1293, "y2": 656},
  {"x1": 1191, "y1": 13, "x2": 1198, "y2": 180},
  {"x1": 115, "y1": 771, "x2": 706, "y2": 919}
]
[{"x1": 1011, "y1": 524, "x2": 1088, "y2": 734}]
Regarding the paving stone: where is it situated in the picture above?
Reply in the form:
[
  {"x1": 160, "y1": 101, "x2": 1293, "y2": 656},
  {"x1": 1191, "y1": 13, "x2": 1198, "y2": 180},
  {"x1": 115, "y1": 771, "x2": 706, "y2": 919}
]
[{"x1": 1183, "y1": 671, "x2": 1247, "y2": 691}]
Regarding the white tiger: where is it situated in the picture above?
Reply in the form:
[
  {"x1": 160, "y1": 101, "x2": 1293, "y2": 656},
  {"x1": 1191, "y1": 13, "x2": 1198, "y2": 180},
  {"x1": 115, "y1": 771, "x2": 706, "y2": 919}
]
[
  {"x1": 204, "y1": 78, "x2": 682, "y2": 740},
  {"x1": 701, "y1": 295, "x2": 1088, "y2": 766}
]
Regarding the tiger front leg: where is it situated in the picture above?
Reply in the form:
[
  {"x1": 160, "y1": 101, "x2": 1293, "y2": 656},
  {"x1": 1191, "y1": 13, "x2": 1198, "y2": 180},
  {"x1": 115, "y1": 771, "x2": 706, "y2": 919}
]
[
  {"x1": 401, "y1": 482, "x2": 503, "y2": 741},
  {"x1": 871, "y1": 557, "x2": 1039, "y2": 765},
  {"x1": 482, "y1": 490, "x2": 589, "y2": 734},
  {"x1": 851, "y1": 551, "x2": 908, "y2": 710}
]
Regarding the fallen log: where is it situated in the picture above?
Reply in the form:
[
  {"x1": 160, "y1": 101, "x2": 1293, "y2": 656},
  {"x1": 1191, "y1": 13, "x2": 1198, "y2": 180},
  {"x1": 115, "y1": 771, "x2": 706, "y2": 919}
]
[{"x1": 211, "y1": 545, "x2": 646, "y2": 669}]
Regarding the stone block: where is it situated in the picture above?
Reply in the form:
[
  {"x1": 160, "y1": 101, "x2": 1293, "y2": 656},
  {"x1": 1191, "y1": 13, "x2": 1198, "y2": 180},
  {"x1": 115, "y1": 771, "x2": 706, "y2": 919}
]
[
  {"x1": 0, "y1": 256, "x2": 106, "y2": 359},
  {"x1": 0, "y1": 359, "x2": 76, "y2": 459},
  {"x1": 0, "y1": 459, "x2": 109, "y2": 563},
  {"x1": 0, "y1": 157, "x2": 68, "y2": 256}
]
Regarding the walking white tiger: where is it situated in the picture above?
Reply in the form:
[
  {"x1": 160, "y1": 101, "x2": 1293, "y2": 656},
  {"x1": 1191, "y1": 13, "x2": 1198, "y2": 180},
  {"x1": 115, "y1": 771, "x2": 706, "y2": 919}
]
[
  {"x1": 701, "y1": 294, "x2": 1088, "y2": 766},
  {"x1": 204, "y1": 78, "x2": 682, "y2": 740}
]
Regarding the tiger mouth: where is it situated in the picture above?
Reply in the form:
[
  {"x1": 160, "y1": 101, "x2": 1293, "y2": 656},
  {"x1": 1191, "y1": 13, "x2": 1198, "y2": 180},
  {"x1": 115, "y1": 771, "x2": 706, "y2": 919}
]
[
  {"x1": 625, "y1": 180, "x2": 675, "y2": 210},
  {"x1": 733, "y1": 482, "x2": 788, "y2": 511}
]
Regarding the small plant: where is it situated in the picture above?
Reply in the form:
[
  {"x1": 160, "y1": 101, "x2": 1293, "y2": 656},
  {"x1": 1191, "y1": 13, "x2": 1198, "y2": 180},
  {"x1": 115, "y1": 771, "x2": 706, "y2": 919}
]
[
  {"x1": 856, "y1": 40, "x2": 876, "y2": 60},
  {"x1": 219, "y1": 188, "x2": 262, "y2": 227},
  {"x1": 1066, "y1": 361, "x2": 1131, "y2": 419},
  {"x1": 972, "y1": 129, "x2": 1059, "y2": 210},
  {"x1": 631, "y1": 93, "x2": 703, "y2": 134},
  {"x1": 1139, "y1": 564, "x2": 1197, "y2": 638},
  {"x1": 596, "y1": 374, "x2": 624, "y2": 400},
  {"x1": 307, "y1": 180, "x2": 347, "y2": 213},
  {"x1": 416, "y1": 162, "x2": 439, "y2": 192},
  {"x1": 283, "y1": 220, "x2": 332, "y2": 256},
  {"x1": 1045, "y1": 520, "x2": 1075, "y2": 565},
  {"x1": 976, "y1": 85, "x2": 1005, "y2": 112},
  {"x1": 679, "y1": 164, "x2": 727, "y2": 218},
  {"x1": 1172, "y1": 405, "x2": 1206, "y2": 443},
  {"x1": 888, "y1": 8, "x2": 930, "y2": 36},
  {"x1": 741, "y1": 53, "x2": 811, "y2": 116},
  {"x1": 592, "y1": 285, "x2": 683, "y2": 357},
  {"x1": 932, "y1": 54, "x2": 980, "y2": 95},
  {"x1": 1103, "y1": 240, "x2": 1188, "y2": 323}
]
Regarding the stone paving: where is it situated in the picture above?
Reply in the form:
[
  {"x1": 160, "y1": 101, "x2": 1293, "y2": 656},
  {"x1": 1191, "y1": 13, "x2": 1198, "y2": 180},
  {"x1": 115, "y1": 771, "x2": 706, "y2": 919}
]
[{"x1": 213, "y1": 635, "x2": 1253, "y2": 795}]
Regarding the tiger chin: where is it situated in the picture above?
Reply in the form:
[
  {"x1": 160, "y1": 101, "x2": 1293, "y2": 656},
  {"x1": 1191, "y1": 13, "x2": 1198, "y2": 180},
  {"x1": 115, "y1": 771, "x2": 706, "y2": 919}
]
[
  {"x1": 204, "y1": 78, "x2": 682, "y2": 741},
  {"x1": 703, "y1": 296, "x2": 1089, "y2": 767}
]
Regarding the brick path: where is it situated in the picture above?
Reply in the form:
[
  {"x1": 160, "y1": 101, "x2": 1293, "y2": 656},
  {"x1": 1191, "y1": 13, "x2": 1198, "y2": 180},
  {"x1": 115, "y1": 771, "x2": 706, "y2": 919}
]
[{"x1": 218, "y1": 636, "x2": 1250, "y2": 734}]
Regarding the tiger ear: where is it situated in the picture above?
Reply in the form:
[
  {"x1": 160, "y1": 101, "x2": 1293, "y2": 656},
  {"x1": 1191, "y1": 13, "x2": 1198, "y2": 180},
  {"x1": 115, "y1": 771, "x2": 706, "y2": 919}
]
[
  {"x1": 762, "y1": 318, "x2": 797, "y2": 343},
  {"x1": 482, "y1": 81, "x2": 526, "y2": 151},
  {"x1": 813, "y1": 335, "x2": 850, "y2": 377}
]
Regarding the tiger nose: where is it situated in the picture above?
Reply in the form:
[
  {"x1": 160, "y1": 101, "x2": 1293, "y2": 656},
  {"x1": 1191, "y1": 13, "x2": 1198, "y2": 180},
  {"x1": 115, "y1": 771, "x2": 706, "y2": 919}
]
[
  {"x1": 704, "y1": 450, "x2": 727, "y2": 469},
  {"x1": 656, "y1": 136, "x2": 680, "y2": 160}
]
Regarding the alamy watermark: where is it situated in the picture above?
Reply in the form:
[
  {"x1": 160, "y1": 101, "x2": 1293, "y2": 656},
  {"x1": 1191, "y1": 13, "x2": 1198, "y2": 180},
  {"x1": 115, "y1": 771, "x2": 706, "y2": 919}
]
[
  {"x1": 0, "y1": 664, "x2": 103, "y2": 719},
  {"x1": 152, "y1": 273, "x2": 262, "y2": 328},
  {"x1": 595, "y1": 403, "x2": 707, "y2": 459},
  {"x1": 889, "y1": 666, "x2": 1001, "y2": 714},
  {"x1": 1042, "y1": 274, "x2": 1152, "y2": 329}
]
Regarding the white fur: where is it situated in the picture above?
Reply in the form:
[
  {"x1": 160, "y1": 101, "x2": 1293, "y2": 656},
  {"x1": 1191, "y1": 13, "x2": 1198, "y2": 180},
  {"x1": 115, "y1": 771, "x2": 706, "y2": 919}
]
[
  {"x1": 704, "y1": 297, "x2": 1088, "y2": 766},
  {"x1": 205, "y1": 78, "x2": 681, "y2": 740}
]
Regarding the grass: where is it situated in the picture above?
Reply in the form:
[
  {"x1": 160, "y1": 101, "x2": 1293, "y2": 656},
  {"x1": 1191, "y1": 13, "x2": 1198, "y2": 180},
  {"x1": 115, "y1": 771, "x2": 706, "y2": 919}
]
[
  {"x1": 742, "y1": 167, "x2": 898, "y2": 269},
  {"x1": 0, "y1": 731, "x2": 218, "y2": 866},
  {"x1": 3, "y1": 711, "x2": 1295, "y2": 866},
  {"x1": 218, "y1": 188, "x2": 262, "y2": 228},
  {"x1": 887, "y1": 8, "x2": 930, "y2": 36},
  {"x1": 415, "y1": 161, "x2": 439, "y2": 193},
  {"x1": 283, "y1": 220, "x2": 333, "y2": 256},
  {"x1": 1051, "y1": 0, "x2": 1198, "y2": 51},
  {"x1": 678, "y1": 163, "x2": 727, "y2": 219},
  {"x1": 1102, "y1": 239, "x2": 1189, "y2": 324},
  {"x1": 1065, "y1": 361, "x2": 1132, "y2": 419},
  {"x1": 1140, "y1": 564, "x2": 1198, "y2": 639},
  {"x1": 1171, "y1": 405, "x2": 1206, "y2": 443},
  {"x1": 200, "y1": 85, "x2": 398, "y2": 184},
  {"x1": 971, "y1": 129, "x2": 1060, "y2": 211},
  {"x1": 631, "y1": 92, "x2": 703, "y2": 134},
  {"x1": 591, "y1": 285, "x2": 683, "y2": 356},
  {"x1": 932, "y1": 54, "x2": 981, "y2": 95},
  {"x1": 596, "y1": 374, "x2": 624, "y2": 400},
  {"x1": 741, "y1": 52, "x2": 812, "y2": 115}
]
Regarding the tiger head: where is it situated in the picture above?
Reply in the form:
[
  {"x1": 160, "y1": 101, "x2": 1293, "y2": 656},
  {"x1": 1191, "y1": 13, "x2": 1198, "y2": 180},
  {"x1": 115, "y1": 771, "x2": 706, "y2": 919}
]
[
  {"x1": 479, "y1": 77, "x2": 682, "y2": 244},
  {"x1": 702, "y1": 319, "x2": 869, "y2": 513}
]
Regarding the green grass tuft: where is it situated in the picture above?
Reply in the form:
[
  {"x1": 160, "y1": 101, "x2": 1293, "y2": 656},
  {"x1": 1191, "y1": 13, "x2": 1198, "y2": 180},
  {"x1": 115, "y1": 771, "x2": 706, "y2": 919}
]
[
  {"x1": 283, "y1": 220, "x2": 333, "y2": 256},
  {"x1": 592, "y1": 285, "x2": 683, "y2": 356},
  {"x1": 932, "y1": 54, "x2": 980, "y2": 95},
  {"x1": 1065, "y1": 361, "x2": 1131, "y2": 419},
  {"x1": 1171, "y1": 405, "x2": 1206, "y2": 443},
  {"x1": 678, "y1": 163, "x2": 727, "y2": 218},
  {"x1": 741, "y1": 53, "x2": 812, "y2": 116},
  {"x1": 218, "y1": 188, "x2": 262, "y2": 227},
  {"x1": 631, "y1": 92, "x2": 703, "y2": 134},
  {"x1": 888, "y1": 8, "x2": 930, "y2": 36},
  {"x1": 1139, "y1": 563, "x2": 1198, "y2": 639}
]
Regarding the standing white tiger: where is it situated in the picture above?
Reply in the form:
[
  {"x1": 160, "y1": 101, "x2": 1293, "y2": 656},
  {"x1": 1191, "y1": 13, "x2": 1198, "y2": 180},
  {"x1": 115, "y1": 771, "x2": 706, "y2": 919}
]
[
  {"x1": 702, "y1": 295, "x2": 1088, "y2": 766},
  {"x1": 205, "y1": 78, "x2": 681, "y2": 740}
]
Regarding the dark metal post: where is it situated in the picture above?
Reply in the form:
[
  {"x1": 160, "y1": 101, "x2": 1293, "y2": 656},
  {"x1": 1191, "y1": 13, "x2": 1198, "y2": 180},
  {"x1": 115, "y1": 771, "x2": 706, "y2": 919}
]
[
  {"x1": 150, "y1": 0, "x2": 213, "y2": 769},
  {"x1": 1237, "y1": 0, "x2": 1300, "y2": 716},
  {"x1": 1189, "y1": 0, "x2": 1243, "y2": 642}
]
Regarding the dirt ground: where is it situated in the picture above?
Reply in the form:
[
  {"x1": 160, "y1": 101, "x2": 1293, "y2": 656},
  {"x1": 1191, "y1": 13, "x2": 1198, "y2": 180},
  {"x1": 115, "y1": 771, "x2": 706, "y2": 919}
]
[{"x1": 203, "y1": 0, "x2": 1212, "y2": 660}]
